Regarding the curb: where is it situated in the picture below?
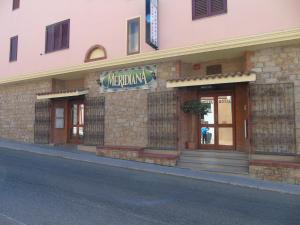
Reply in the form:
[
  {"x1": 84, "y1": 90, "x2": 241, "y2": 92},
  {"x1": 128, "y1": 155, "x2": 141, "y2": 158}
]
[{"x1": 1, "y1": 140, "x2": 300, "y2": 196}]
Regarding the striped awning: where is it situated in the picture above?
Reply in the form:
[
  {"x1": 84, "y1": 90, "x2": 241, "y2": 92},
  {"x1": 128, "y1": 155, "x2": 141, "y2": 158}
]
[
  {"x1": 36, "y1": 88, "x2": 89, "y2": 100},
  {"x1": 166, "y1": 72, "x2": 256, "y2": 88}
]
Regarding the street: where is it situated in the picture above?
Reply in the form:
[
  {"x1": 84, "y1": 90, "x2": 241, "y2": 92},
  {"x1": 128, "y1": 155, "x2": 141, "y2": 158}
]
[{"x1": 0, "y1": 147, "x2": 299, "y2": 225}]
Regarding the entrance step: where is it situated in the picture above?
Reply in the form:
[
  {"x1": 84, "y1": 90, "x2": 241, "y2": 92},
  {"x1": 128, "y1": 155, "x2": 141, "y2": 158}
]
[
  {"x1": 177, "y1": 150, "x2": 249, "y2": 175},
  {"x1": 182, "y1": 150, "x2": 248, "y2": 160},
  {"x1": 179, "y1": 157, "x2": 248, "y2": 167}
]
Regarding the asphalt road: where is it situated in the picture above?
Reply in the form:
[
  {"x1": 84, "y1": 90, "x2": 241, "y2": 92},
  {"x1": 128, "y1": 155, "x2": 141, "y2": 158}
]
[{"x1": 0, "y1": 148, "x2": 299, "y2": 225}]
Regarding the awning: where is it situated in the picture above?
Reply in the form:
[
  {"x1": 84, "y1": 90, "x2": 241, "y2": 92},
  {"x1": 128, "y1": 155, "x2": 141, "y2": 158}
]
[
  {"x1": 166, "y1": 72, "x2": 256, "y2": 88},
  {"x1": 36, "y1": 89, "x2": 89, "y2": 100}
]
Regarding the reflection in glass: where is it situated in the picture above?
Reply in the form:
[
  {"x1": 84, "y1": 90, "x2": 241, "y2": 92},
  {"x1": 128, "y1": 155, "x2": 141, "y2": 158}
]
[
  {"x1": 72, "y1": 104, "x2": 78, "y2": 125},
  {"x1": 219, "y1": 127, "x2": 233, "y2": 146},
  {"x1": 201, "y1": 97, "x2": 214, "y2": 124},
  {"x1": 55, "y1": 108, "x2": 64, "y2": 129},
  {"x1": 70, "y1": 103, "x2": 85, "y2": 140},
  {"x1": 201, "y1": 127, "x2": 214, "y2": 145},
  {"x1": 218, "y1": 96, "x2": 232, "y2": 124},
  {"x1": 72, "y1": 127, "x2": 78, "y2": 137},
  {"x1": 128, "y1": 18, "x2": 140, "y2": 53},
  {"x1": 79, "y1": 127, "x2": 84, "y2": 138},
  {"x1": 79, "y1": 104, "x2": 84, "y2": 125},
  {"x1": 55, "y1": 119, "x2": 64, "y2": 129}
]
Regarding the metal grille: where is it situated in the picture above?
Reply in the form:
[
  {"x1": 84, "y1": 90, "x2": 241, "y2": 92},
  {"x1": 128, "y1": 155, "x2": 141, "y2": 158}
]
[
  {"x1": 250, "y1": 83, "x2": 296, "y2": 154},
  {"x1": 34, "y1": 101, "x2": 50, "y2": 144},
  {"x1": 148, "y1": 91, "x2": 178, "y2": 150},
  {"x1": 84, "y1": 97, "x2": 105, "y2": 146}
]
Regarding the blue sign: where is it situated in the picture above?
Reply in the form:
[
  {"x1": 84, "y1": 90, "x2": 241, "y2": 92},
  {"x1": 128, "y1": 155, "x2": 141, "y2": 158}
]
[{"x1": 146, "y1": 0, "x2": 159, "y2": 49}]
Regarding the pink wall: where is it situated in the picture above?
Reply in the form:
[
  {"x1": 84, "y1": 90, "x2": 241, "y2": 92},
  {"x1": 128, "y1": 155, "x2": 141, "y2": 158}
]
[{"x1": 0, "y1": 0, "x2": 300, "y2": 80}]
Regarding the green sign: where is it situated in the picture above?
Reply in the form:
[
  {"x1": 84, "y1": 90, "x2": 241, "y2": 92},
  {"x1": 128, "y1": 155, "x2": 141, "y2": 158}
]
[{"x1": 99, "y1": 65, "x2": 157, "y2": 92}]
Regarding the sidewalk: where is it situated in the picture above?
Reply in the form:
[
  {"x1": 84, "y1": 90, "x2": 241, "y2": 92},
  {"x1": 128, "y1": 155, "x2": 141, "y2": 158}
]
[{"x1": 1, "y1": 138, "x2": 300, "y2": 195}]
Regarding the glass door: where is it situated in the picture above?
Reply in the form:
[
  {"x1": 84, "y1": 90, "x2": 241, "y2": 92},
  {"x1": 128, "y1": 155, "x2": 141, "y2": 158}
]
[
  {"x1": 68, "y1": 101, "x2": 84, "y2": 144},
  {"x1": 199, "y1": 93, "x2": 234, "y2": 150},
  {"x1": 200, "y1": 97, "x2": 215, "y2": 146},
  {"x1": 217, "y1": 95, "x2": 234, "y2": 148}
]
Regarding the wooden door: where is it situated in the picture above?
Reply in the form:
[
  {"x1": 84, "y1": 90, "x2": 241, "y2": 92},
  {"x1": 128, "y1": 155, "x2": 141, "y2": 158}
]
[
  {"x1": 51, "y1": 99, "x2": 68, "y2": 144},
  {"x1": 235, "y1": 83, "x2": 250, "y2": 152},
  {"x1": 68, "y1": 100, "x2": 84, "y2": 144},
  {"x1": 199, "y1": 92, "x2": 235, "y2": 150}
]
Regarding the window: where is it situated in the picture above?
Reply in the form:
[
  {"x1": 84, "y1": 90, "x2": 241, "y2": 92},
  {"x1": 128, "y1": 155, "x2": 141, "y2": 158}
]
[
  {"x1": 192, "y1": 0, "x2": 227, "y2": 20},
  {"x1": 12, "y1": 0, "x2": 20, "y2": 10},
  {"x1": 55, "y1": 108, "x2": 64, "y2": 129},
  {"x1": 45, "y1": 19, "x2": 70, "y2": 53},
  {"x1": 9, "y1": 36, "x2": 18, "y2": 62},
  {"x1": 206, "y1": 64, "x2": 222, "y2": 75},
  {"x1": 127, "y1": 18, "x2": 140, "y2": 55},
  {"x1": 84, "y1": 45, "x2": 107, "y2": 62}
]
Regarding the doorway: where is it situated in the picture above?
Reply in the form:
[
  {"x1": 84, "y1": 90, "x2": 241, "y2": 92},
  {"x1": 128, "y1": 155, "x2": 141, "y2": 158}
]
[{"x1": 199, "y1": 92, "x2": 235, "y2": 150}]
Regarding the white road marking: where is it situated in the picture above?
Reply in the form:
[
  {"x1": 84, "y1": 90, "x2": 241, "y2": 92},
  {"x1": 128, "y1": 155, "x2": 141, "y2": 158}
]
[{"x1": 0, "y1": 212, "x2": 28, "y2": 225}]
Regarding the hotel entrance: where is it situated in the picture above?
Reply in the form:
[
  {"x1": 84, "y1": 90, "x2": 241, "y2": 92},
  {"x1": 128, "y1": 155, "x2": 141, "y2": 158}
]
[
  {"x1": 166, "y1": 72, "x2": 255, "y2": 152},
  {"x1": 50, "y1": 97, "x2": 86, "y2": 145},
  {"x1": 35, "y1": 87, "x2": 104, "y2": 146},
  {"x1": 199, "y1": 92, "x2": 234, "y2": 150}
]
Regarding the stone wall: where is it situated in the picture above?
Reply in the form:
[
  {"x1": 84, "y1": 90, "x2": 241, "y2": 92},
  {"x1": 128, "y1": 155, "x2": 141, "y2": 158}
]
[
  {"x1": 250, "y1": 164, "x2": 300, "y2": 185},
  {"x1": 84, "y1": 61, "x2": 179, "y2": 147},
  {"x1": 0, "y1": 79, "x2": 52, "y2": 143},
  {"x1": 250, "y1": 44, "x2": 300, "y2": 154},
  {"x1": 96, "y1": 146, "x2": 178, "y2": 166},
  {"x1": 181, "y1": 57, "x2": 245, "y2": 77}
]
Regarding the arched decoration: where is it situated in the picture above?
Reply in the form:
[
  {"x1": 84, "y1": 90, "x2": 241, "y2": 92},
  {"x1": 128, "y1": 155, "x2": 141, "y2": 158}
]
[{"x1": 84, "y1": 45, "x2": 107, "y2": 63}]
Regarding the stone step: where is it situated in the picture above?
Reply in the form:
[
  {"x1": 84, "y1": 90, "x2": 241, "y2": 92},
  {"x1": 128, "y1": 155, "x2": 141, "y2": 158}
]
[
  {"x1": 179, "y1": 157, "x2": 249, "y2": 167},
  {"x1": 178, "y1": 150, "x2": 249, "y2": 175},
  {"x1": 183, "y1": 149, "x2": 248, "y2": 155},
  {"x1": 177, "y1": 161, "x2": 249, "y2": 170},
  {"x1": 182, "y1": 150, "x2": 248, "y2": 160},
  {"x1": 178, "y1": 164, "x2": 249, "y2": 175},
  {"x1": 177, "y1": 162, "x2": 249, "y2": 175}
]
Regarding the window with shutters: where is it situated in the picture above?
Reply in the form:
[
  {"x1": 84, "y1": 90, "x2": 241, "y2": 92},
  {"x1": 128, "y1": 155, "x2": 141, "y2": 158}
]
[
  {"x1": 192, "y1": 0, "x2": 227, "y2": 20},
  {"x1": 127, "y1": 18, "x2": 140, "y2": 55},
  {"x1": 12, "y1": 0, "x2": 20, "y2": 10},
  {"x1": 45, "y1": 19, "x2": 70, "y2": 53},
  {"x1": 9, "y1": 36, "x2": 18, "y2": 62}
]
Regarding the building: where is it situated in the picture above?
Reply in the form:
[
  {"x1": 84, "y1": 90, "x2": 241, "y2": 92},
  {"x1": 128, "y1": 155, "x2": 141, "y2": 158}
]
[{"x1": 0, "y1": 0, "x2": 300, "y2": 184}]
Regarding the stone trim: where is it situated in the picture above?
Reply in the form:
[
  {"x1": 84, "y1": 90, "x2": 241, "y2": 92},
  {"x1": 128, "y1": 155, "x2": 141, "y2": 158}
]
[
  {"x1": 84, "y1": 45, "x2": 107, "y2": 63},
  {"x1": 96, "y1": 145, "x2": 179, "y2": 166},
  {"x1": 166, "y1": 72, "x2": 256, "y2": 88},
  {"x1": 250, "y1": 160, "x2": 300, "y2": 169},
  {"x1": 37, "y1": 89, "x2": 89, "y2": 100},
  {"x1": 97, "y1": 145, "x2": 144, "y2": 152}
]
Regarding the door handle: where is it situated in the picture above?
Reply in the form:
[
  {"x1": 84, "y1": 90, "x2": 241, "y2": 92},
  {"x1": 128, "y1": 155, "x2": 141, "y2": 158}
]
[{"x1": 244, "y1": 119, "x2": 247, "y2": 140}]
